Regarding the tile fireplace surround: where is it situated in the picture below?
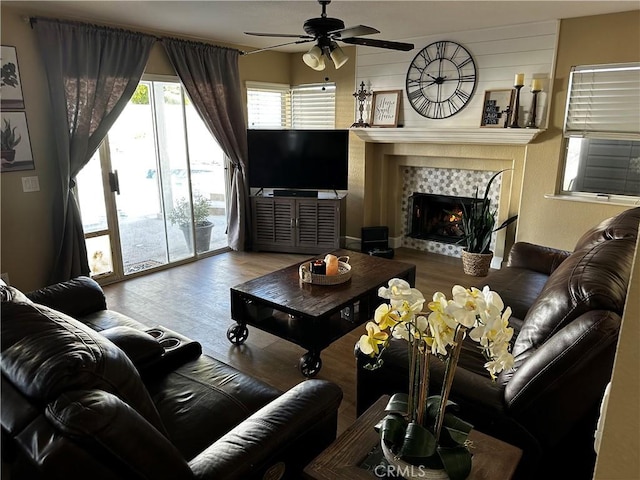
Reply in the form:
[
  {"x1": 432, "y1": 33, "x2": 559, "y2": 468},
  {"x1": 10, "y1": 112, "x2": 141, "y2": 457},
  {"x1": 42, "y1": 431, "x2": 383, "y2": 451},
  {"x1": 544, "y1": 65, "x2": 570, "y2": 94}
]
[{"x1": 402, "y1": 167, "x2": 501, "y2": 259}]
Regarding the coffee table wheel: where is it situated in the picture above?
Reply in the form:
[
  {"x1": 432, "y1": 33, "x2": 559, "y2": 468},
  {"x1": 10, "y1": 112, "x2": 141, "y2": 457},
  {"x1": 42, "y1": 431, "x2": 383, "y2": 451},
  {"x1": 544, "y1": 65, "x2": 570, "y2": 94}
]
[
  {"x1": 227, "y1": 323, "x2": 249, "y2": 345},
  {"x1": 299, "y1": 352, "x2": 322, "y2": 377}
]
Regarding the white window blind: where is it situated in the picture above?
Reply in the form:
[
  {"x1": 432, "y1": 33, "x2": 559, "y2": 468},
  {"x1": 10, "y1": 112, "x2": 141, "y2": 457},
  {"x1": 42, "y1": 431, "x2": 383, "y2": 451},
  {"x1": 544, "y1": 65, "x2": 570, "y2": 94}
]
[
  {"x1": 246, "y1": 82, "x2": 290, "y2": 128},
  {"x1": 291, "y1": 83, "x2": 336, "y2": 129},
  {"x1": 564, "y1": 63, "x2": 640, "y2": 140},
  {"x1": 246, "y1": 81, "x2": 336, "y2": 129}
]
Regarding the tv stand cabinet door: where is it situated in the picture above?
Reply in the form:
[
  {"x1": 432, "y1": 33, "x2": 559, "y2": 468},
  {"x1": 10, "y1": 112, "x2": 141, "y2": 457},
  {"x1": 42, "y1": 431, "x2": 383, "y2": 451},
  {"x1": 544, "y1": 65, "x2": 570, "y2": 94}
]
[
  {"x1": 296, "y1": 199, "x2": 340, "y2": 251},
  {"x1": 252, "y1": 197, "x2": 296, "y2": 251}
]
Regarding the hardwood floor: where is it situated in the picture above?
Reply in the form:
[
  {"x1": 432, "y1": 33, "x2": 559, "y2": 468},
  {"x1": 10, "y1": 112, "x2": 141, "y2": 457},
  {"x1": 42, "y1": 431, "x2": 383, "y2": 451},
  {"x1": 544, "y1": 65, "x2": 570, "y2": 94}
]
[{"x1": 102, "y1": 248, "x2": 478, "y2": 436}]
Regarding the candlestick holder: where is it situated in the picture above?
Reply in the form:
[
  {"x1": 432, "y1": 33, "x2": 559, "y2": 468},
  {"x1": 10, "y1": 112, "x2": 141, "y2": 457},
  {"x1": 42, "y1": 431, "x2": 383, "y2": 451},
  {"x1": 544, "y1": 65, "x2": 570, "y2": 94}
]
[
  {"x1": 501, "y1": 106, "x2": 511, "y2": 128},
  {"x1": 526, "y1": 89, "x2": 541, "y2": 128},
  {"x1": 351, "y1": 81, "x2": 371, "y2": 128},
  {"x1": 509, "y1": 85, "x2": 523, "y2": 128}
]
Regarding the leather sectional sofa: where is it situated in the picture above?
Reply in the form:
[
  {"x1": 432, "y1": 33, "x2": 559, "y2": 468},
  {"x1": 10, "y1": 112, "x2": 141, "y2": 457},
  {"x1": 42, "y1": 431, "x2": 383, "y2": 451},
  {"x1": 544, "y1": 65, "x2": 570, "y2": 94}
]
[
  {"x1": 356, "y1": 206, "x2": 640, "y2": 480},
  {"x1": 1, "y1": 276, "x2": 343, "y2": 480}
]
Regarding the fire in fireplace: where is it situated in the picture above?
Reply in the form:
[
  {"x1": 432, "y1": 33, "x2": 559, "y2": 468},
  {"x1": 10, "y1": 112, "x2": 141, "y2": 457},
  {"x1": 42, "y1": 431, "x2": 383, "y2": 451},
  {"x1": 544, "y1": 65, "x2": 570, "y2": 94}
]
[{"x1": 408, "y1": 193, "x2": 478, "y2": 244}]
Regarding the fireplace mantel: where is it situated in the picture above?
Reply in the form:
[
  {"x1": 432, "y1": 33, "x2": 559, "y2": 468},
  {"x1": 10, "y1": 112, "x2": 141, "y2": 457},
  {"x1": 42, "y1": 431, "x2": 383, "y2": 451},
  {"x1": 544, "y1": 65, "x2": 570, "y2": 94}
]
[{"x1": 351, "y1": 127, "x2": 543, "y2": 145}]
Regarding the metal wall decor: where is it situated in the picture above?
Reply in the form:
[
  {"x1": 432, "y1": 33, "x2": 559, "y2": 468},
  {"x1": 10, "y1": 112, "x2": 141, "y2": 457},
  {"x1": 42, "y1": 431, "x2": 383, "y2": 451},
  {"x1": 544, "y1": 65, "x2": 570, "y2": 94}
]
[
  {"x1": 406, "y1": 41, "x2": 477, "y2": 119},
  {"x1": 351, "y1": 81, "x2": 371, "y2": 127}
]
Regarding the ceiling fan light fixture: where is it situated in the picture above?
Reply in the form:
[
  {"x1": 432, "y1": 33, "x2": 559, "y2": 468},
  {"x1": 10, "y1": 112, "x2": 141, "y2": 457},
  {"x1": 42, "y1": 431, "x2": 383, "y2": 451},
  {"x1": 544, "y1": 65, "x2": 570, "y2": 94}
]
[
  {"x1": 329, "y1": 44, "x2": 348, "y2": 69},
  {"x1": 303, "y1": 45, "x2": 325, "y2": 70}
]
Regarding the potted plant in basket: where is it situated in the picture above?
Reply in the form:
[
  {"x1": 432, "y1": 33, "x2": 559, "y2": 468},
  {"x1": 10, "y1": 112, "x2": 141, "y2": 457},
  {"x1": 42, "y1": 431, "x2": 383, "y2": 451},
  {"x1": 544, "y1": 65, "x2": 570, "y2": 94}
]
[
  {"x1": 358, "y1": 279, "x2": 514, "y2": 480},
  {"x1": 168, "y1": 193, "x2": 213, "y2": 253},
  {"x1": 459, "y1": 169, "x2": 517, "y2": 276},
  {"x1": 1, "y1": 118, "x2": 21, "y2": 164}
]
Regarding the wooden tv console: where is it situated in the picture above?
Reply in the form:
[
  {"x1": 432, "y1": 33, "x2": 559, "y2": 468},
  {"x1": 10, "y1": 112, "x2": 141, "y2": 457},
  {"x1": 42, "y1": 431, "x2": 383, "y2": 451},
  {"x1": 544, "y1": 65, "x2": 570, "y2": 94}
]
[{"x1": 251, "y1": 192, "x2": 346, "y2": 254}]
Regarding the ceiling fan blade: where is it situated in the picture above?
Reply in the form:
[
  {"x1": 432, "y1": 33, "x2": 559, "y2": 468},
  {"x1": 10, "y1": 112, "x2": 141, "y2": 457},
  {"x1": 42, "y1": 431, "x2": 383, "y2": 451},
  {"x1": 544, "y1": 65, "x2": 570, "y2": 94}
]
[
  {"x1": 330, "y1": 25, "x2": 379, "y2": 39},
  {"x1": 245, "y1": 32, "x2": 313, "y2": 39},
  {"x1": 341, "y1": 37, "x2": 414, "y2": 51},
  {"x1": 241, "y1": 38, "x2": 315, "y2": 55}
]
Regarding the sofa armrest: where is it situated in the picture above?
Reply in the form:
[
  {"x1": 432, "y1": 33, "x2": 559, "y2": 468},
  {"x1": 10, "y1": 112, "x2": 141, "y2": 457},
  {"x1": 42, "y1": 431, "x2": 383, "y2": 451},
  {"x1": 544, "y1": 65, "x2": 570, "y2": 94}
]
[
  {"x1": 100, "y1": 326, "x2": 165, "y2": 369},
  {"x1": 502, "y1": 310, "x2": 620, "y2": 448},
  {"x1": 26, "y1": 276, "x2": 106, "y2": 318},
  {"x1": 506, "y1": 242, "x2": 571, "y2": 275},
  {"x1": 188, "y1": 379, "x2": 343, "y2": 480}
]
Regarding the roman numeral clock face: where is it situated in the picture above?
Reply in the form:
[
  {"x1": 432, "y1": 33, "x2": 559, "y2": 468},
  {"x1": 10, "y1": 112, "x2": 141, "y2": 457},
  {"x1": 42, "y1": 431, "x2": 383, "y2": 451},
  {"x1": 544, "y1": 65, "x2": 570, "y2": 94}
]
[{"x1": 406, "y1": 41, "x2": 477, "y2": 119}]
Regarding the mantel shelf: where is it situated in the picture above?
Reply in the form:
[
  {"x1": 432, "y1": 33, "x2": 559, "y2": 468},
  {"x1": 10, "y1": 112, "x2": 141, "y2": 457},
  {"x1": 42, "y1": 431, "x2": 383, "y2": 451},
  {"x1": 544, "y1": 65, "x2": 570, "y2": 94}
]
[{"x1": 350, "y1": 127, "x2": 543, "y2": 145}]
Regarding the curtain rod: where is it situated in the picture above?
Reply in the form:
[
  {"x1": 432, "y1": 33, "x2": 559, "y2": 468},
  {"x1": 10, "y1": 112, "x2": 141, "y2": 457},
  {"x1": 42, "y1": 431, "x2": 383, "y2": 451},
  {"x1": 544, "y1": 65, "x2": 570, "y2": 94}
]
[{"x1": 27, "y1": 16, "x2": 241, "y2": 54}]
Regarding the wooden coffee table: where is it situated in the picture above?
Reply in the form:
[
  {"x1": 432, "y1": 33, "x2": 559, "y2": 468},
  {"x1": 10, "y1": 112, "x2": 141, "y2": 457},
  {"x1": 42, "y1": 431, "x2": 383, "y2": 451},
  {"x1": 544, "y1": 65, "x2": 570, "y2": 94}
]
[
  {"x1": 227, "y1": 249, "x2": 416, "y2": 377},
  {"x1": 304, "y1": 395, "x2": 523, "y2": 480}
]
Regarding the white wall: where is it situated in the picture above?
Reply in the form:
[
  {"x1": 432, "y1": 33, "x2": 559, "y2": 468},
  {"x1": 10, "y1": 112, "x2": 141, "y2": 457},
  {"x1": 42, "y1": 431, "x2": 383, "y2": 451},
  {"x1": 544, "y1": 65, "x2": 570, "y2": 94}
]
[{"x1": 356, "y1": 21, "x2": 557, "y2": 129}]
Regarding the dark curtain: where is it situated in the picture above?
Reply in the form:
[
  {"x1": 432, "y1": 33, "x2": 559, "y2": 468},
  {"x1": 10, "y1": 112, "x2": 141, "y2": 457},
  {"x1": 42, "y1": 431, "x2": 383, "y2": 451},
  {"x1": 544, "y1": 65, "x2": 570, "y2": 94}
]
[
  {"x1": 162, "y1": 38, "x2": 250, "y2": 251},
  {"x1": 33, "y1": 17, "x2": 154, "y2": 283}
]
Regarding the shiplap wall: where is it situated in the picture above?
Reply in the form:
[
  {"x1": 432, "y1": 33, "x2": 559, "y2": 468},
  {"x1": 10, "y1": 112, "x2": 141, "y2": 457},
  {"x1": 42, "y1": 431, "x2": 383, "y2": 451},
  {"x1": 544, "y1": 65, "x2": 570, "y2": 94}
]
[{"x1": 355, "y1": 21, "x2": 558, "y2": 129}]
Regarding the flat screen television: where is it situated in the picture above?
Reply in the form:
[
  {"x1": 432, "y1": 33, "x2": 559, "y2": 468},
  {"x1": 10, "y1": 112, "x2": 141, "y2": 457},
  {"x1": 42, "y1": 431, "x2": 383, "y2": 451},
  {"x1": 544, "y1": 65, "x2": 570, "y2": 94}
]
[{"x1": 247, "y1": 129, "x2": 349, "y2": 191}]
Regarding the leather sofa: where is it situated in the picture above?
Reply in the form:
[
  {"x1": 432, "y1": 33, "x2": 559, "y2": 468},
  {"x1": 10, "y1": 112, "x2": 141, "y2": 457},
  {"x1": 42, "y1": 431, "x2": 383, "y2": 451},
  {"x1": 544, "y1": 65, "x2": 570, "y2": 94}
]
[
  {"x1": 356, "y1": 206, "x2": 640, "y2": 479},
  {"x1": 1, "y1": 276, "x2": 343, "y2": 480}
]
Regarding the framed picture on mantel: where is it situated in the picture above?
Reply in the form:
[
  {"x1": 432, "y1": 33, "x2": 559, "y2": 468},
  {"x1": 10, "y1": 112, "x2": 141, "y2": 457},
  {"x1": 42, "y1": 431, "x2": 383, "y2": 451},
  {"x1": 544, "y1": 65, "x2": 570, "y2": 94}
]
[
  {"x1": 480, "y1": 89, "x2": 515, "y2": 128},
  {"x1": 370, "y1": 90, "x2": 401, "y2": 127}
]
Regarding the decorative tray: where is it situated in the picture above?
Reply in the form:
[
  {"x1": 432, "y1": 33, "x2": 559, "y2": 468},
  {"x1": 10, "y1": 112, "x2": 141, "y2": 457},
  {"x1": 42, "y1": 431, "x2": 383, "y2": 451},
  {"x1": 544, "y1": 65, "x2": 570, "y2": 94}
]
[{"x1": 299, "y1": 257, "x2": 351, "y2": 285}]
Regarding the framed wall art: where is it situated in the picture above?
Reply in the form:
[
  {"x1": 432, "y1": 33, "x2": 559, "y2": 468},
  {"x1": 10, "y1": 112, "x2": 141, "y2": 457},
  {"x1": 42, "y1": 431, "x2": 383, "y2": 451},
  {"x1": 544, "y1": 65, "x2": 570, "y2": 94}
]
[
  {"x1": 1, "y1": 111, "x2": 34, "y2": 172},
  {"x1": 480, "y1": 89, "x2": 515, "y2": 128},
  {"x1": 1, "y1": 46, "x2": 25, "y2": 110},
  {"x1": 370, "y1": 90, "x2": 401, "y2": 127}
]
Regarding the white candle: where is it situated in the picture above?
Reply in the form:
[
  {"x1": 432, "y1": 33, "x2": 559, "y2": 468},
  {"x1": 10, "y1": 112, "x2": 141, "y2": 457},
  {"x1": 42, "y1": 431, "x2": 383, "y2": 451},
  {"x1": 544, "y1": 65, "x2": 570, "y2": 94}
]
[
  {"x1": 531, "y1": 79, "x2": 543, "y2": 91},
  {"x1": 514, "y1": 73, "x2": 525, "y2": 86}
]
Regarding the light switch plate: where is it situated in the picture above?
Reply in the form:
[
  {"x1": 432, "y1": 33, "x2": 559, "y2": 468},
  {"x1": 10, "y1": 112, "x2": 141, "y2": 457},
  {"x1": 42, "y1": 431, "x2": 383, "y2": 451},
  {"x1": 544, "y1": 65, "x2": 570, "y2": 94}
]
[{"x1": 22, "y1": 176, "x2": 40, "y2": 192}]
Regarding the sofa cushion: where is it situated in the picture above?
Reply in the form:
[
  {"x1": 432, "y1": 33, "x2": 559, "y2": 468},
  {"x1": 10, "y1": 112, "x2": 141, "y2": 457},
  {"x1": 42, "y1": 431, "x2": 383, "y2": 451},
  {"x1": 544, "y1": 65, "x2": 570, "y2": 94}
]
[
  {"x1": 513, "y1": 235, "x2": 636, "y2": 357},
  {"x1": 46, "y1": 390, "x2": 194, "y2": 479},
  {"x1": 483, "y1": 266, "x2": 550, "y2": 322},
  {"x1": 145, "y1": 355, "x2": 281, "y2": 461},
  {"x1": 1, "y1": 296, "x2": 166, "y2": 435}
]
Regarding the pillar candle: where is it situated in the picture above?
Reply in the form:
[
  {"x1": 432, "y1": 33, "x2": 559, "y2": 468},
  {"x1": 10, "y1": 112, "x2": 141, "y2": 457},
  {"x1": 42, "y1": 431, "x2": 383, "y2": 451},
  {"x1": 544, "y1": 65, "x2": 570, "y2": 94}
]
[
  {"x1": 531, "y1": 79, "x2": 543, "y2": 91},
  {"x1": 514, "y1": 73, "x2": 525, "y2": 86}
]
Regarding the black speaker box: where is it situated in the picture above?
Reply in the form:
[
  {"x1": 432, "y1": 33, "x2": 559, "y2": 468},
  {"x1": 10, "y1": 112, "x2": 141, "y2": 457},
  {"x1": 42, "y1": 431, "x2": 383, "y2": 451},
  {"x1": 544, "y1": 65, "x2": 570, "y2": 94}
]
[
  {"x1": 272, "y1": 189, "x2": 318, "y2": 197},
  {"x1": 361, "y1": 226, "x2": 389, "y2": 252}
]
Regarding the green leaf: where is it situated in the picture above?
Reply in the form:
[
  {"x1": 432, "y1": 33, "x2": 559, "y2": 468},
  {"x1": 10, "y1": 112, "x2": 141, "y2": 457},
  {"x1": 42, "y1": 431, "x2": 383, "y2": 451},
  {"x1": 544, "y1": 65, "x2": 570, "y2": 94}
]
[
  {"x1": 437, "y1": 445, "x2": 473, "y2": 480},
  {"x1": 443, "y1": 412, "x2": 473, "y2": 435},
  {"x1": 385, "y1": 393, "x2": 409, "y2": 415},
  {"x1": 376, "y1": 415, "x2": 407, "y2": 449},
  {"x1": 399, "y1": 422, "x2": 437, "y2": 458}
]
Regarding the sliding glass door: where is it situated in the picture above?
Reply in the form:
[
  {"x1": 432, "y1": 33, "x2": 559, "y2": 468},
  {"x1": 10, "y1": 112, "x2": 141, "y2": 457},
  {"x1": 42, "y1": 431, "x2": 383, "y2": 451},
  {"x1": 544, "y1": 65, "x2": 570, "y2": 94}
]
[{"x1": 76, "y1": 77, "x2": 228, "y2": 282}]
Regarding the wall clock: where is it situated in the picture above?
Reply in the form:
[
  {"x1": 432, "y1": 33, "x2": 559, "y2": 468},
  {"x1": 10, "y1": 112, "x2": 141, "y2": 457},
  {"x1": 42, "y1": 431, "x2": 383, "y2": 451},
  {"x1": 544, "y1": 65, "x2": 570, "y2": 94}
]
[{"x1": 405, "y1": 41, "x2": 477, "y2": 119}]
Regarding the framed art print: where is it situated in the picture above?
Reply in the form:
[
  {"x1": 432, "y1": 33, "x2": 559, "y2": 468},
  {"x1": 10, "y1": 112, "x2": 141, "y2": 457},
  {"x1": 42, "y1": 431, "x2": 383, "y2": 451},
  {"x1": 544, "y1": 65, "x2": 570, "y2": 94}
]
[
  {"x1": 1, "y1": 111, "x2": 34, "y2": 172},
  {"x1": 480, "y1": 89, "x2": 515, "y2": 128},
  {"x1": 370, "y1": 90, "x2": 401, "y2": 127},
  {"x1": 1, "y1": 46, "x2": 25, "y2": 110}
]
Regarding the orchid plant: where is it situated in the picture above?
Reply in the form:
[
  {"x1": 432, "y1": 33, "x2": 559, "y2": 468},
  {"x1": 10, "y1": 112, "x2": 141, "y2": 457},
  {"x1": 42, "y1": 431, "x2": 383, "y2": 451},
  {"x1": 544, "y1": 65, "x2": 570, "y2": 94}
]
[{"x1": 358, "y1": 278, "x2": 515, "y2": 480}]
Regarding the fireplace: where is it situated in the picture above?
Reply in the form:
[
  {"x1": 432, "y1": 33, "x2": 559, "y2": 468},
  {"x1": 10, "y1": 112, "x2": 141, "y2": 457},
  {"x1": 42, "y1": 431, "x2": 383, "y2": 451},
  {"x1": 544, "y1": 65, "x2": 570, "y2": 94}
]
[{"x1": 408, "y1": 193, "x2": 478, "y2": 244}]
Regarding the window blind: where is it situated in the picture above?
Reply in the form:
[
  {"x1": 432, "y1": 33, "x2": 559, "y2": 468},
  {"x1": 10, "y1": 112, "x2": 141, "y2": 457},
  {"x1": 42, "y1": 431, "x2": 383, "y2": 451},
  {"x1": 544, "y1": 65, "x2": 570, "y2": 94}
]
[
  {"x1": 246, "y1": 81, "x2": 290, "y2": 128},
  {"x1": 564, "y1": 63, "x2": 640, "y2": 140},
  {"x1": 291, "y1": 83, "x2": 336, "y2": 129}
]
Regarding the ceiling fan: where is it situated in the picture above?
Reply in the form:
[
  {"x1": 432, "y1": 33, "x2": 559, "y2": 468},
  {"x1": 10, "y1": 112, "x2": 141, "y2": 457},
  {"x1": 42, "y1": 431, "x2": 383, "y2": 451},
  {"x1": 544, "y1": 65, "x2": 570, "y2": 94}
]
[{"x1": 243, "y1": 0, "x2": 414, "y2": 71}]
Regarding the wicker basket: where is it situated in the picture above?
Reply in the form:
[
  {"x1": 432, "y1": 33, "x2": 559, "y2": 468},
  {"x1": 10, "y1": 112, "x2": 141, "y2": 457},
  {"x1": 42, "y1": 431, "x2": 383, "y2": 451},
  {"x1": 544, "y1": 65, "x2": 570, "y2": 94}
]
[
  {"x1": 299, "y1": 256, "x2": 351, "y2": 285},
  {"x1": 461, "y1": 249, "x2": 493, "y2": 277}
]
